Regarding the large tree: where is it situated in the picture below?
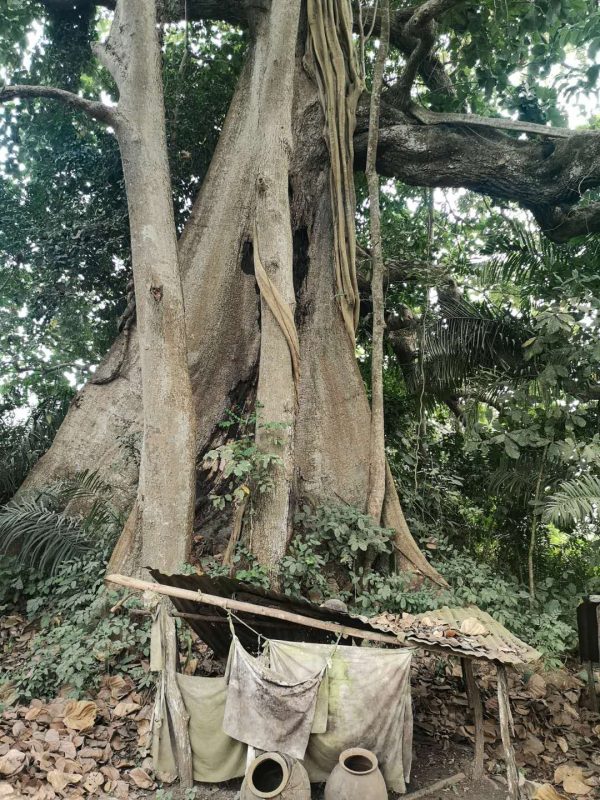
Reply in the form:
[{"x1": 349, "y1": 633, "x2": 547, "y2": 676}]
[{"x1": 3, "y1": 0, "x2": 600, "y2": 583}]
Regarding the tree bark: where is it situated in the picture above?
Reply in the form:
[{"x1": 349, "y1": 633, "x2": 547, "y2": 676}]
[
  {"x1": 365, "y1": 0, "x2": 390, "y2": 523},
  {"x1": 94, "y1": 0, "x2": 196, "y2": 573},
  {"x1": 244, "y1": 0, "x2": 302, "y2": 574},
  {"x1": 19, "y1": 0, "x2": 446, "y2": 587}
]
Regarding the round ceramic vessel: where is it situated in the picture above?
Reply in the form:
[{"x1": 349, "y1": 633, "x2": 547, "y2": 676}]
[
  {"x1": 324, "y1": 747, "x2": 388, "y2": 800},
  {"x1": 241, "y1": 752, "x2": 311, "y2": 800}
]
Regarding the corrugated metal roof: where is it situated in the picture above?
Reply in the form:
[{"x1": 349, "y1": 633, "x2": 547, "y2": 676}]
[
  {"x1": 151, "y1": 571, "x2": 540, "y2": 665},
  {"x1": 365, "y1": 606, "x2": 541, "y2": 664},
  {"x1": 150, "y1": 570, "x2": 377, "y2": 657}
]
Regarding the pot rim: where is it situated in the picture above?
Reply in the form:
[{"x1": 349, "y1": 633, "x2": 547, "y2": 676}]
[
  {"x1": 338, "y1": 747, "x2": 379, "y2": 775},
  {"x1": 246, "y1": 752, "x2": 291, "y2": 798}
]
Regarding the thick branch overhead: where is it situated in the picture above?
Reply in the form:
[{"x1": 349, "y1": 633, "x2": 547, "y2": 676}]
[
  {"x1": 0, "y1": 84, "x2": 115, "y2": 124},
  {"x1": 354, "y1": 117, "x2": 600, "y2": 242}
]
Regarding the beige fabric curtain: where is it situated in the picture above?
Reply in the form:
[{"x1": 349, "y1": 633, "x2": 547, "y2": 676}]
[
  {"x1": 153, "y1": 673, "x2": 247, "y2": 783},
  {"x1": 270, "y1": 641, "x2": 413, "y2": 794},
  {"x1": 153, "y1": 637, "x2": 413, "y2": 793}
]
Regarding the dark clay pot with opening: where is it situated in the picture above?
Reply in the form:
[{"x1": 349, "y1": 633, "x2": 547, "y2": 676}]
[
  {"x1": 324, "y1": 747, "x2": 388, "y2": 800},
  {"x1": 241, "y1": 752, "x2": 311, "y2": 800}
]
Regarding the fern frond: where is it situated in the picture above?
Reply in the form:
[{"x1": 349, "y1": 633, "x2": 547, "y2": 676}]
[{"x1": 543, "y1": 473, "x2": 600, "y2": 527}]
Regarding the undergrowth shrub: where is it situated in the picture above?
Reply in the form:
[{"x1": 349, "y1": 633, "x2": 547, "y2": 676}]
[
  {"x1": 277, "y1": 504, "x2": 578, "y2": 666},
  {"x1": 0, "y1": 554, "x2": 151, "y2": 702},
  {"x1": 0, "y1": 474, "x2": 150, "y2": 702}
]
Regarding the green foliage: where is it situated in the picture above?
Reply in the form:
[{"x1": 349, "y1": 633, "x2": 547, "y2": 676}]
[
  {"x1": 201, "y1": 543, "x2": 270, "y2": 589},
  {"x1": 544, "y1": 474, "x2": 600, "y2": 527},
  {"x1": 0, "y1": 553, "x2": 151, "y2": 701},
  {"x1": 0, "y1": 471, "x2": 121, "y2": 575},
  {"x1": 433, "y1": 538, "x2": 577, "y2": 665},
  {"x1": 0, "y1": 395, "x2": 70, "y2": 505},
  {"x1": 281, "y1": 503, "x2": 395, "y2": 597},
  {"x1": 203, "y1": 410, "x2": 286, "y2": 510}
]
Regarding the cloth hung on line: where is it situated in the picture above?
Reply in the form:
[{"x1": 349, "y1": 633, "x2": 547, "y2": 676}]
[
  {"x1": 223, "y1": 636, "x2": 327, "y2": 760},
  {"x1": 153, "y1": 673, "x2": 247, "y2": 783},
  {"x1": 153, "y1": 633, "x2": 413, "y2": 793},
  {"x1": 269, "y1": 640, "x2": 414, "y2": 794}
]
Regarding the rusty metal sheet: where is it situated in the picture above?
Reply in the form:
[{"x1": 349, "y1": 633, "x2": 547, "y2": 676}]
[{"x1": 150, "y1": 572, "x2": 540, "y2": 665}]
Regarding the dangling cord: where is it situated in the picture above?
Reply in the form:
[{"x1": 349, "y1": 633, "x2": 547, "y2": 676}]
[
  {"x1": 327, "y1": 631, "x2": 343, "y2": 670},
  {"x1": 227, "y1": 608, "x2": 267, "y2": 651}
]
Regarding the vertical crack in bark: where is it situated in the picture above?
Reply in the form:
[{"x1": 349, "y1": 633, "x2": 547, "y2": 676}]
[{"x1": 307, "y1": 0, "x2": 362, "y2": 342}]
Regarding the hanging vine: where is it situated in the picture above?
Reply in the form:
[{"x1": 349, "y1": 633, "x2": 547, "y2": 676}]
[{"x1": 307, "y1": 0, "x2": 363, "y2": 342}]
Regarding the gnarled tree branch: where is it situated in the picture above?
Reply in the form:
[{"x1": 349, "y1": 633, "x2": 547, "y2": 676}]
[
  {"x1": 410, "y1": 104, "x2": 574, "y2": 139},
  {"x1": 354, "y1": 117, "x2": 600, "y2": 243},
  {"x1": 355, "y1": 4, "x2": 455, "y2": 97},
  {"x1": 0, "y1": 84, "x2": 115, "y2": 124}
]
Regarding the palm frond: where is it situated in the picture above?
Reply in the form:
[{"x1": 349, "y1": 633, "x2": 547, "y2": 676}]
[
  {"x1": 407, "y1": 292, "x2": 534, "y2": 397},
  {"x1": 543, "y1": 473, "x2": 600, "y2": 528},
  {"x1": 0, "y1": 497, "x2": 95, "y2": 574},
  {"x1": 0, "y1": 398, "x2": 69, "y2": 505},
  {"x1": 0, "y1": 472, "x2": 119, "y2": 573}
]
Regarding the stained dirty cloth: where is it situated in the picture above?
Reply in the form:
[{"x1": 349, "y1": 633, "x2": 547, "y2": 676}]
[
  {"x1": 265, "y1": 639, "x2": 331, "y2": 733},
  {"x1": 223, "y1": 636, "x2": 326, "y2": 759},
  {"x1": 153, "y1": 634, "x2": 413, "y2": 793},
  {"x1": 153, "y1": 674, "x2": 247, "y2": 783},
  {"x1": 269, "y1": 640, "x2": 414, "y2": 794}
]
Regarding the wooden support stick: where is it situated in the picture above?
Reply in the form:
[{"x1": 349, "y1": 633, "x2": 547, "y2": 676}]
[
  {"x1": 462, "y1": 658, "x2": 485, "y2": 780},
  {"x1": 497, "y1": 664, "x2": 520, "y2": 800},
  {"x1": 161, "y1": 601, "x2": 193, "y2": 789},
  {"x1": 222, "y1": 496, "x2": 247, "y2": 573},
  {"x1": 106, "y1": 573, "x2": 404, "y2": 646},
  {"x1": 407, "y1": 772, "x2": 466, "y2": 798},
  {"x1": 586, "y1": 660, "x2": 598, "y2": 713}
]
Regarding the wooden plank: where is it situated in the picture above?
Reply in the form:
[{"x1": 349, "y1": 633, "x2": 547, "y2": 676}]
[
  {"x1": 106, "y1": 573, "x2": 405, "y2": 646},
  {"x1": 407, "y1": 772, "x2": 466, "y2": 798},
  {"x1": 497, "y1": 664, "x2": 521, "y2": 800},
  {"x1": 462, "y1": 658, "x2": 485, "y2": 780}
]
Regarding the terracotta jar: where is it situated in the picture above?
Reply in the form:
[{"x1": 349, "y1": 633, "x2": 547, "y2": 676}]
[
  {"x1": 324, "y1": 747, "x2": 388, "y2": 800},
  {"x1": 241, "y1": 752, "x2": 311, "y2": 800}
]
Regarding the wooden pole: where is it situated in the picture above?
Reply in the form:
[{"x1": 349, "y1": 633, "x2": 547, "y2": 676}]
[
  {"x1": 407, "y1": 772, "x2": 466, "y2": 798},
  {"x1": 160, "y1": 602, "x2": 193, "y2": 789},
  {"x1": 586, "y1": 661, "x2": 598, "y2": 713},
  {"x1": 106, "y1": 573, "x2": 404, "y2": 646},
  {"x1": 496, "y1": 663, "x2": 520, "y2": 800},
  {"x1": 462, "y1": 657, "x2": 485, "y2": 780}
]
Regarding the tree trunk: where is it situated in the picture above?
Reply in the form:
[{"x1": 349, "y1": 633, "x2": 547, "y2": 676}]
[
  {"x1": 92, "y1": 0, "x2": 196, "y2": 573},
  {"x1": 20, "y1": 0, "x2": 445, "y2": 587}
]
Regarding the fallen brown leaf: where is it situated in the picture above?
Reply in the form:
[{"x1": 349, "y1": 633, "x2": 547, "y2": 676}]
[
  {"x1": 562, "y1": 776, "x2": 592, "y2": 796},
  {"x1": 532, "y1": 784, "x2": 566, "y2": 800},
  {"x1": 112, "y1": 702, "x2": 140, "y2": 718},
  {"x1": 128, "y1": 767, "x2": 153, "y2": 789},
  {"x1": 0, "y1": 749, "x2": 26, "y2": 776},
  {"x1": 46, "y1": 770, "x2": 82, "y2": 792},
  {"x1": 63, "y1": 700, "x2": 97, "y2": 732}
]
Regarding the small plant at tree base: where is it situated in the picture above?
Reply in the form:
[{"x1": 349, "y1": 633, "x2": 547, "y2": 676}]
[
  {"x1": 202, "y1": 409, "x2": 286, "y2": 510},
  {"x1": 281, "y1": 502, "x2": 395, "y2": 597},
  {"x1": 202, "y1": 543, "x2": 270, "y2": 589}
]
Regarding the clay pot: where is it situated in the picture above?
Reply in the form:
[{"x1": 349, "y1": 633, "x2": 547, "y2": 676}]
[
  {"x1": 241, "y1": 752, "x2": 311, "y2": 800},
  {"x1": 324, "y1": 747, "x2": 388, "y2": 800}
]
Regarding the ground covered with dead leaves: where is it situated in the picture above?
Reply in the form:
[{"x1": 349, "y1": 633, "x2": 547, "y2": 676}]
[{"x1": 0, "y1": 619, "x2": 598, "y2": 799}]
